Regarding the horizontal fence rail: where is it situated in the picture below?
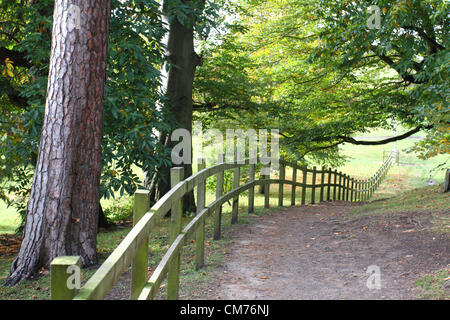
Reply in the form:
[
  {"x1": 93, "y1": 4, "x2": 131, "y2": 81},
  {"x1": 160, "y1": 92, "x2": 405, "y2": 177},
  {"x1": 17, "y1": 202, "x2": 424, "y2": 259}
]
[{"x1": 50, "y1": 150, "x2": 396, "y2": 300}]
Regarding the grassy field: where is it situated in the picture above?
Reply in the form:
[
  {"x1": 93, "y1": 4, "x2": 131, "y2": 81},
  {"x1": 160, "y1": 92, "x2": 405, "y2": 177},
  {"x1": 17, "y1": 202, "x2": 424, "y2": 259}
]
[{"x1": 0, "y1": 201, "x2": 20, "y2": 235}]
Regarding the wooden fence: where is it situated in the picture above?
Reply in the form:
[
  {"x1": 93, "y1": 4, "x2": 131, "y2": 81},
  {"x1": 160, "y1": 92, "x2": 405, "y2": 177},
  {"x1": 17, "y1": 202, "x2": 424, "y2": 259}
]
[{"x1": 50, "y1": 150, "x2": 396, "y2": 300}]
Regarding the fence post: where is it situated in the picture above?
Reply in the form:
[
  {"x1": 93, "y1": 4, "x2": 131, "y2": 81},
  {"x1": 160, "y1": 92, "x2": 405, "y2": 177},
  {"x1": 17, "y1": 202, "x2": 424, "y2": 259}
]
[
  {"x1": 443, "y1": 169, "x2": 450, "y2": 193},
  {"x1": 51, "y1": 256, "x2": 81, "y2": 300},
  {"x1": 362, "y1": 179, "x2": 367, "y2": 202},
  {"x1": 342, "y1": 174, "x2": 347, "y2": 201},
  {"x1": 301, "y1": 166, "x2": 307, "y2": 205},
  {"x1": 291, "y1": 162, "x2": 297, "y2": 206},
  {"x1": 196, "y1": 159, "x2": 206, "y2": 270},
  {"x1": 131, "y1": 190, "x2": 150, "y2": 299},
  {"x1": 361, "y1": 179, "x2": 364, "y2": 201},
  {"x1": 367, "y1": 179, "x2": 370, "y2": 200},
  {"x1": 320, "y1": 167, "x2": 325, "y2": 203},
  {"x1": 214, "y1": 154, "x2": 224, "y2": 240},
  {"x1": 311, "y1": 166, "x2": 317, "y2": 204},
  {"x1": 369, "y1": 177, "x2": 373, "y2": 199},
  {"x1": 167, "y1": 167, "x2": 184, "y2": 300},
  {"x1": 346, "y1": 175, "x2": 350, "y2": 201},
  {"x1": 338, "y1": 172, "x2": 342, "y2": 200},
  {"x1": 333, "y1": 170, "x2": 337, "y2": 201},
  {"x1": 278, "y1": 156, "x2": 285, "y2": 207},
  {"x1": 358, "y1": 180, "x2": 362, "y2": 202},
  {"x1": 327, "y1": 168, "x2": 332, "y2": 201},
  {"x1": 264, "y1": 163, "x2": 270, "y2": 209},
  {"x1": 231, "y1": 157, "x2": 240, "y2": 224},
  {"x1": 248, "y1": 163, "x2": 256, "y2": 213},
  {"x1": 350, "y1": 178, "x2": 354, "y2": 202}
]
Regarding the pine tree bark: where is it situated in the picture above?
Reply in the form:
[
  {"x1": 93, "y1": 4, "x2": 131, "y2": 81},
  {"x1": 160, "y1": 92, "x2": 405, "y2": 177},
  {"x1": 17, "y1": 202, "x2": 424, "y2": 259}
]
[{"x1": 5, "y1": 0, "x2": 111, "y2": 285}]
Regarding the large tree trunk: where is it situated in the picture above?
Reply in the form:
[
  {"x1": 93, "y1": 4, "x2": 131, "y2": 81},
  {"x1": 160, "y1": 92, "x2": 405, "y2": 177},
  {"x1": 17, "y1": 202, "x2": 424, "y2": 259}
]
[
  {"x1": 146, "y1": 0, "x2": 203, "y2": 213},
  {"x1": 5, "y1": 0, "x2": 111, "y2": 285}
]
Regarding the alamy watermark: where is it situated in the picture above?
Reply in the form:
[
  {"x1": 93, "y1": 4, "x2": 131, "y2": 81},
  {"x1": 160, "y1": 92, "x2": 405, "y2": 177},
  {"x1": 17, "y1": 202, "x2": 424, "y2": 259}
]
[
  {"x1": 171, "y1": 122, "x2": 280, "y2": 174},
  {"x1": 66, "y1": 265, "x2": 81, "y2": 290},
  {"x1": 367, "y1": 5, "x2": 381, "y2": 30},
  {"x1": 366, "y1": 265, "x2": 382, "y2": 290},
  {"x1": 62, "y1": 3, "x2": 81, "y2": 32}
]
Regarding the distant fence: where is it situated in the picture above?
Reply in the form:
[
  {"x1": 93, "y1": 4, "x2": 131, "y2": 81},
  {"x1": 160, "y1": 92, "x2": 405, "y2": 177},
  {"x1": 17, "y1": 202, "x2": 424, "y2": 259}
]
[
  {"x1": 383, "y1": 149, "x2": 399, "y2": 165},
  {"x1": 50, "y1": 150, "x2": 396, "y2": 300}
]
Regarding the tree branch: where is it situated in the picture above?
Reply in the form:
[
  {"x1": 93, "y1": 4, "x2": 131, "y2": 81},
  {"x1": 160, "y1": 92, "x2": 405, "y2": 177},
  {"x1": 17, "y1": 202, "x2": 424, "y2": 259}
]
[
  {"x1": 402, "y1": 25, "x2": 445, "y2": 53},
  {"x1": 336, "y1": 125, "x2": 433, "y2": 145}
]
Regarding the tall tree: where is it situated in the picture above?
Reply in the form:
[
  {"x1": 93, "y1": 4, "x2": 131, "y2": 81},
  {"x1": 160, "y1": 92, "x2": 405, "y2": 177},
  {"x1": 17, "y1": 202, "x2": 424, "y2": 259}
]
[
  {"x1": 0, "y1": 0, "x2": 167, "y2": 232},
  {"x1": 146, "y1": 0, "x2": 218, "y2": 212},
  {"x1": 5, "y1": 0, "x2": 111, "y2": 285}
]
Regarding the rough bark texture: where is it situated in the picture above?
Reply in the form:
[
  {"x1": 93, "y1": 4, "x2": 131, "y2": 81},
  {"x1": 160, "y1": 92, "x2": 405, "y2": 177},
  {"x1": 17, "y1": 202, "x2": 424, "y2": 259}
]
[
  {"x1": 146, "y1": 0, "x2": 203, "y2": 213},
  {"x1": 5, "y1": 0, "x2": 111, "y2": 285}
]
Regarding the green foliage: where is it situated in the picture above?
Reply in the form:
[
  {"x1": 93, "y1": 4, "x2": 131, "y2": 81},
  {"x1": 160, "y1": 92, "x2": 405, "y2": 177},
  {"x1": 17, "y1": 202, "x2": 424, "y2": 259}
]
[
  {"x1": 311, "y1": 0, "x2": 449, "y2": 158},
  {"x1": 103, "y1": 198, "x2": 134, "y2": 223},
  {"x1": 194, "y1": 0, "x2": 449, "y2": 164},
  {"x1": 414, "y1": 269, "x2": 450, "y2": 300}
]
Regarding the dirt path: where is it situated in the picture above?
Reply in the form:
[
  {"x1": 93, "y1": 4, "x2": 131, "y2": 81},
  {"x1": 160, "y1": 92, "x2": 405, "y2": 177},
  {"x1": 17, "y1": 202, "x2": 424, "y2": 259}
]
[{"x1": 197, "y1": 202, "x2": 449, "y2": 300}]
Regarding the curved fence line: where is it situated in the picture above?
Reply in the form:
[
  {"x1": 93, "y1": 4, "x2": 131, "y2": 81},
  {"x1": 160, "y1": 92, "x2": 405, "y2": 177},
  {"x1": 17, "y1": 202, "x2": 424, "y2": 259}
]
[{"x1": 50, "y1": 150, "x2": 396, "y2": 300}]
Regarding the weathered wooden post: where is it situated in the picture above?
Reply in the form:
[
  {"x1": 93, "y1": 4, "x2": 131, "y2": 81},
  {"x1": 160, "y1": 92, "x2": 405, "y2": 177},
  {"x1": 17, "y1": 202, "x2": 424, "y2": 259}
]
[
  {"x1": 248, "y1": 163, "x2": 256, "y2": 213},
  {"x1": 359, "y1": 179, "x2": 363, "y2": 201},
  {"x1": 291, "y1": 162, "x2": 297, "y2": 206},
  {"x1": 168, "y1": 167, "x2": 184, "y2": 300},
  {"x1": 358, "y1": 180, "x2": 362, "y2": 202},
  {"x1": 301, "y1": 166, "x2": 307, "y2": 205},
  {"x1": 327, "y1": 168, "x2": 332, "y2": 201},
  {"x1": 51, "y1": 256, "x2": 81, "y2": 300},
  {"x1": 278, "y1": 156, "x2": 285, "y2": 207},
  {"x1": 344, "y1": 173, "x2": 348, "y2": 201},
  {"x1": 367, "y1": 179, "x2": 370, "y2": 200},
  {"x1": 196, "y1": 159, "x2": 206, "y2": 270},
  {"x1": 361, "y1": 179, "x2": 364, "y2": 201},
  {"x1": 131, "y1": 190, "x2": 150, "y2": 299},
  {"x1": 311, "y1": 166, "x2": 317, "y2": 204},
  {"x1": 214, "y1": 154, "x2": 224, "y2": 240},
  {"x1": 338, "y1": 172, "x2": 342, "y2": 200},
  {"x1": 346, "y1": 175, "x2": 350, "y2": 201},
  {"x1": 350, "y1": 178, "x2": 355, "y2": 202},
  {"x1": 333, "y1": 170, "x2": 337, "y2": 201},
  {"x1": 320, "y1": 167, "x2": 325, "y2": 203},
  {"x1": 264, "y1": 162, "x2": 271, "y2": 209},
  {"x1": 231, "y1": 156, "x2": 240, "y2": 224},
  {"x1": 444, "y1": 169, "x2": 450, "y2": 193},
  {"x1": 362, "y1": 179, "x2": 367, "y2": 202}
]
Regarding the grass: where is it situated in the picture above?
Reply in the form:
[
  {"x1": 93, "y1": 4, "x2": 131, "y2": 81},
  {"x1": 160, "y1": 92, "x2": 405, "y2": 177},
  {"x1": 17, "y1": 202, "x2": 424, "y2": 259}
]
[
  {"x1": 414, "y1": 268, "x2": 450, "y2": 300},
  {"x1": 349, "y1": 185, "x2": 449, "y2": 218},
  {"x1": 0, "y1": 202, "x2": 20, "y2": 234}
]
